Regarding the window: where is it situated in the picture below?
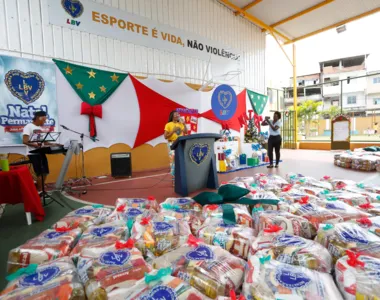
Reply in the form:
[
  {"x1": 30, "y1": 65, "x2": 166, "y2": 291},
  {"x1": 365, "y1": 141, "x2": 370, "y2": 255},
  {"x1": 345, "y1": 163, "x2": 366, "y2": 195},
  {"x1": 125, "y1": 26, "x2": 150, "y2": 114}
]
[
  {"x1": 347, "y1": 96, "x2": 356, "y2": 104},
  {"x1": 374, "y1": 98, "x2": 380, "y2": 105},
  {"x1": 373, "y1": 77, "x2": 380, "y2": 84}
]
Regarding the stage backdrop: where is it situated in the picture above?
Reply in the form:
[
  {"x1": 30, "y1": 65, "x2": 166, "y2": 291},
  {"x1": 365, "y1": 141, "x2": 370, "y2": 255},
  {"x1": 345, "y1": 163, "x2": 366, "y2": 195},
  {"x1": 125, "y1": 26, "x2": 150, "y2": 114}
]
[{"x1": 0, "y1": 55, "x2": 58, "y2": 145}]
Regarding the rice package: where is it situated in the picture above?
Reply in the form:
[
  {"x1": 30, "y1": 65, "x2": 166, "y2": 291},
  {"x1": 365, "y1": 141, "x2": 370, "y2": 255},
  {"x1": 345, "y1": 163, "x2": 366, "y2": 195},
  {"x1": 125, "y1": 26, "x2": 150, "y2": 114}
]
[
  {"x1": 317, "y1": 200, "x2": 371, "y2": 221},
  {"x1": 109, "y1": 268, "x2": 212, "y2": 299},
  {"x1": 243, "y1": 256, "x2": 343, "y2": 300},
  {"x1": 152, "y1": 238, "x2": 246, "y2": 299},
  {"x1": 160, "y1": 197, "x2": 203, "y2": 212},
  {"x1": 1, "y1": 257, "x2": 85, "y2": 300},
  {"x1": 250, "y1": 231, "x2": 332, "y2": 273},
  {"x1": 70, "y1": 222, "x2": 128, "y2": 262},
  {"x1": 202, "y1": 204, "x2": 253, "y2": 228},
  {"x1": 52, "y1": 205, "x2": 112, "y2": 231},
  {"x1": 319, "y1": 190, "x2": 370, "y2": 206},
  {"x1": 335, "y1": 253, "x2": 380, "y2": 300},
  {"x1": 77, "y1": 240, "x2": 152, "y2": 300},
  {"x1": 7, "y1": 227, "x2": 82, "y2": 274},
  {"x1": 316, "y1": 223, "x2": 380, "y2": 263},
  {"x1": 293, "y1": 203, "x2": 344, "y2": 229},
  {"x1": 115, "y1": 197, "x2": 159, "y2": 212},
  {"x1": 197, "y1": 219, "x2": 254, "y2": 259},
  {"x1": 131, "y1": 217, "x2": 191, "y2": 259},
  {"x1": 253, "y1": 210, "x2": 316, "y2": 238}
]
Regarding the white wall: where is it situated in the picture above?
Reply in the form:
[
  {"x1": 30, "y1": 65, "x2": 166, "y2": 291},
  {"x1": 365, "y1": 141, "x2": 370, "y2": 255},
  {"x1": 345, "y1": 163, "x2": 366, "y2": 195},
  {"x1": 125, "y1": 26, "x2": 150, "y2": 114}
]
[{"x1": 0, "y1": 0, "x2": 266, "y2": 93}]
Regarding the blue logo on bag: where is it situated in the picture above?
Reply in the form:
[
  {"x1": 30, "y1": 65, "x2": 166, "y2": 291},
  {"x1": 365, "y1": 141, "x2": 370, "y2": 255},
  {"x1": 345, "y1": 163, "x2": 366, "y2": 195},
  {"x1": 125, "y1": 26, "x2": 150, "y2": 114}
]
[
  {"x1": 100, "y1": 250, "x2": 131, "y2": 266},
  {"x1": 211, "y1": 84, "x2": 237, "y2": 121},
  {"x1": 174, "y1": 208, "x2": 189, "y2": 214},
  {"x1": 153, "y1": 222, "x2": 174, "y2": 233},
  {"x1": 126, "y1": 208, "x2": 143, "y2": 218},
  {"x1": 276, "y1": 234, "x2": 306, "y2": 247},
  {"x1": 185, "y1": 245, "x2": 215, "y2": 261},
  {"x1": 91, "y1": 226, "x2": 115, "y2": 237},
  {"x1": 45, "y1": 232, "x2": 66, "y2": 239},
  {"x1": 148, "y1": 285, "x2": 177, "y2": 300},
  {"x1": 218, "y1": 222, "x2": 236, "y2": 228},
  {"x1": 132, "y1": 199, "x2": 145, "y2": 204},
  {"x1": 275, "y1": 266, "x2": 311, "y2": 289},
  {"x1": 326, "y1": 203, "x2": 345, "y2": 210},
  {"x1": 75, "y1": 208, "x2": 94, "y2": 215},
  {"x1": 340, "y1": 228, "x2": 369, "y2": 244},
  {"x1": 177, "y1": 198, "x2": 190, "y2": 205},
  {"x1": 61, "y1": 0, "x2": 84, "y2": 18},
  {"x1": 189, "y1": 143, "x2": 210, "y2": 165},
  {"x1": 20, "y1": 266, "x2": 60, "y2": 287},
  {"x1": 4, "y1": 70, "x2": 45, "y2": 105}
]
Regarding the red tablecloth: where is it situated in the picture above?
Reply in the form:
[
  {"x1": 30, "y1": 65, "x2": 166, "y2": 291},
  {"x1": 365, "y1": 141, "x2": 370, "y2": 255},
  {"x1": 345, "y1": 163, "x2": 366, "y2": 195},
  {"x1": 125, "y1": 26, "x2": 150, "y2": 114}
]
[{"x1": 0, "y1": 166, "x2": 45, "y2": 221}]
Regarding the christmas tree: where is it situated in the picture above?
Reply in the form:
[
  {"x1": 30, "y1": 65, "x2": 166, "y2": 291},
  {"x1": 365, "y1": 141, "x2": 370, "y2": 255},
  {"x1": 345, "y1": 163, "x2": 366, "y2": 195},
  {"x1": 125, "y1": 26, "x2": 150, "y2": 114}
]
[{"x1": 244, "y1": 118, "x2": 260, "y2": 143}]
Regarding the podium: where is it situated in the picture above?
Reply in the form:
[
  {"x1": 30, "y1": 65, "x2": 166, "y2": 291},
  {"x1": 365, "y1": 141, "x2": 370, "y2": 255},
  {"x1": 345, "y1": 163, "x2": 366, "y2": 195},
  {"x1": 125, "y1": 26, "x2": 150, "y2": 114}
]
[{"x1": 171, "y1": 133, "x2": 222, "y2": 196}]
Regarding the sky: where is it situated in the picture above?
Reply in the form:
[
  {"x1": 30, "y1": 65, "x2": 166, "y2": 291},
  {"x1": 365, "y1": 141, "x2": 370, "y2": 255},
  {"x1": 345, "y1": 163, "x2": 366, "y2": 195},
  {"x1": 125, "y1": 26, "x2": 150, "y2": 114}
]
[{"x1": 266, "y1": 12, "x2": 380, "y2": 89}]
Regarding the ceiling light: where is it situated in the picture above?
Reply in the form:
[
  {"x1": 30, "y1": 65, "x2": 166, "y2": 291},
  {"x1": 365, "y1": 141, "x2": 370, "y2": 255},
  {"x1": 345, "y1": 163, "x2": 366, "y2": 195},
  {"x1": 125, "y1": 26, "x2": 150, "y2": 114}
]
[{"x1": 336, "y1": 25, "x2": 346, "y2": 33}]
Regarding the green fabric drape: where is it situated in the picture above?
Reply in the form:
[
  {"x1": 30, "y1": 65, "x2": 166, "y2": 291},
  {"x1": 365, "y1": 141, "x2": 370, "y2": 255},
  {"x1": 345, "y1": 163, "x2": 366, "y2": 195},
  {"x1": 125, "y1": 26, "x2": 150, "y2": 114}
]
[{"x1": 247, "y1": 89, "x2": 268, "y2": 115}]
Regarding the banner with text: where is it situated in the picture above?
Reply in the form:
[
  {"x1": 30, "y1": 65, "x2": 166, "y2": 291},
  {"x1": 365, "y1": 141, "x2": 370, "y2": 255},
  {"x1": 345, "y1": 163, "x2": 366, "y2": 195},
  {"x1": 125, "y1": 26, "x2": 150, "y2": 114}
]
[
  {"x1": 0, "y1": 55, "x2": 58, "y2": 145},
  {"x1": 176, "y1": 108, "x2": 199, "y2": 135},
  {"x1": 48, "y1": 0, "x2": 243, "y2": 67}
]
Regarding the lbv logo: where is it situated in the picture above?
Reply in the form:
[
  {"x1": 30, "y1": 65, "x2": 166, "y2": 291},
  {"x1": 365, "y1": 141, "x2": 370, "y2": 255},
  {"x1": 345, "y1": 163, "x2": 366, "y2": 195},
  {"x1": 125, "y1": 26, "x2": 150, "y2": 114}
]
[{"x1": 61, "y1": 0, "x2": 83, "y2": 26}]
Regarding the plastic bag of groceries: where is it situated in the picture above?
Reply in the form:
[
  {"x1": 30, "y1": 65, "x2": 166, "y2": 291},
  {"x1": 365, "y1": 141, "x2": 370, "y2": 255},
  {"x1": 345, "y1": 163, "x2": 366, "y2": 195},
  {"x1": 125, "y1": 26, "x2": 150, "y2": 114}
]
[
  {"x1": 160, "y1": 197, "x2": 203, "y2": 212},
  {"x1": 286, "y1": 173, "x2": 333, "y2": 190},
  {"x1": 319, "y1": 176, "x2": 356, "y2": 190},
  {"x1": 130, "y1": 217, "x2": 191, "y2": 259},
  {"x1": 316, "y1": 223, "x2": 380, "y2": 263},
  {"x1": 197, "y1": 218, "x2": 254, "y2": 259},
  {"x1": 152, "y1": 236, "x2": 246, "y2": 299},
  {"x1": 202, "y1": 204, "x2": 253, "y2": 228},
  {"x1": 7, "y1": 227, "x2": 82, "y2": 274},
  {"x1": 357, "y1": 202, "x2": 380, "y2": 216},
  {"x1": 316, "y1": 199, "x2": 371, "y2": 221},
  {"x1": 278, "y1": 189, "x2": 320, "y2": 206},
  {"x1": 250, "y1": 230, "x2": 332, "y2": 273},
  {"x1": 354, "y1": 216, "x2": 380, "y2": 237},
  {"x1": 220, "y1": 180, "x2": 248, "y2": 190},
  {"x1": 343, "y1": 185, "x2": 380, "y2": 202},
  {"x1": 252, "y1": 210, "x2": 316, "y2": 238},
  {"x1": 232, "y1": 176, "x2": 255, "y2": 187},
  {"x1": 76, "y1": 239, "x2": 152, "y2": 300},
  {"x1": 70, "y1": 222, "x2": 128, "y2": 263},
  {"x1": 319, "y1": 190, "x2": 370, "y2": 206},
  {"x1": 114, "y1": 197, "x2": 159, "y2": 212},
  {"x1": 1, "y1": 257, "x2": 85, "y2": 300},
  {"x1": 254, "y1": 173, "x2": 289, "y2": 187},
  {"x1": 298, "y1": 185, "x2": 326, "y2": 197},
  {"x1": 244, "y1": 191, "x2": 280, "y2": 210},
  {"x1": 105, "y1": 206, "x2": 157, "y2": 226},
  {"x1": 158, "y1": 204, "x2": 204, "y2": 236},
  {"x1": 339, "y1": 152, "x2": 354, "y2": 163},
  {"x1": 335, "y1": 252, "x2": 380, "y2": 300},
  {"x1": 52, "y1": 205, "x2": 112, "y2": 232},
  {"x1": 292, "y1": 202, "x2": 344, "y2": 229},
  {"x1": 243, "y1": 255, "x2": 343, "y2": 300},
  {"x1": 108, "y1": 268, "x2": 212, "y2": 299}
]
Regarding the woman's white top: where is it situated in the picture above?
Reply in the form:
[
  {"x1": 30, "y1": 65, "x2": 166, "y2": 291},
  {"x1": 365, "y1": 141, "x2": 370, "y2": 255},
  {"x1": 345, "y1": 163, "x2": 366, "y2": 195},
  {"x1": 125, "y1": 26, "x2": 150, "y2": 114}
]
[{"x1": 268, "y1": 120, "x2": 282, "y2": 136}]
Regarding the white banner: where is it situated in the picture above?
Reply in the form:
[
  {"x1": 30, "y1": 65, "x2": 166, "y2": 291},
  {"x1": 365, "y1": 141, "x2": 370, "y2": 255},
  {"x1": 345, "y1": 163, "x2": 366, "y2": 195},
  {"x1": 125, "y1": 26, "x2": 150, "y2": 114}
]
[{"x1": 48, "y1": 0, "x2": 243, "y2": 67}]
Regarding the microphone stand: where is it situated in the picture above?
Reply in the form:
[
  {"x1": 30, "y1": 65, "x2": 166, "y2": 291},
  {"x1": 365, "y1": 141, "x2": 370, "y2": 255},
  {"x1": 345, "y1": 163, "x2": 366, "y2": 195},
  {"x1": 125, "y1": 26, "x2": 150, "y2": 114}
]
[{"x1": 61, "y1": 125, "x2": 98, "y2": 190}]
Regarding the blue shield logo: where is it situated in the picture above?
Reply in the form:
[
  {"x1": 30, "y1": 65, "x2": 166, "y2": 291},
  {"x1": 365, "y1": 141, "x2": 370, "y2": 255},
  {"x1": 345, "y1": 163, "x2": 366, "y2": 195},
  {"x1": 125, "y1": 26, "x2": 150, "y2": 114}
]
[
  {"x1": 91, "y1": 226, "x2": 115, "y2": 237},
  {"x1": 148, "y1": 285, "x2": 177, "y2": 300},
  {"x1": 185, "y1": 245, "x2": 214, "y2": 261},
  {"x1": 99, "y1": 250, "x2": 131, "y2": 266},
  {"x1": 61, "y1": 0, "x2": 84, "y2": 18},
  {"x1": 153, "y1": 222, "x2": 174, "y2": 233},
  {"x1": 211, "y1": 84, "x2": 237, "y2": 121},
  {"x1": 275, "y1": 266, "x2": 311, "y2": 289},
  {"x1": 74, "y1": 208, "x2": 94, "y2": 215},
  {"x1": 20, "y1": 266, "x2": 60, "y2": 287},
  {"x1": 189, "y1": 143, "x2": 209, "y2": 165},
  {"x1": 4, "y1": 70, "x2": 45, "y2": 105}
]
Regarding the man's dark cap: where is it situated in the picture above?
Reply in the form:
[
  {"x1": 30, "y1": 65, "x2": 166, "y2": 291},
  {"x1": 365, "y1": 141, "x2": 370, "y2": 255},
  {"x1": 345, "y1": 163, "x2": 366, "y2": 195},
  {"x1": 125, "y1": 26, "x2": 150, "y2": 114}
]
[{"x1": 34, "y1": 111, "x2": 47, "y2": 117}]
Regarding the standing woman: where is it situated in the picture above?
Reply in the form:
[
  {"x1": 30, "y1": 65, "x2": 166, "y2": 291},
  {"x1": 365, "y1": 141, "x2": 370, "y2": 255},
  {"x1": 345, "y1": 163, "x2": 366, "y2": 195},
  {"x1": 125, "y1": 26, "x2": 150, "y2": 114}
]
[
  {"x1": 164, "y1": 111, "x2": 188, "y2": 185},
  {"x1": 261, "y1": 111, "x2": 282, "y2": 168}
]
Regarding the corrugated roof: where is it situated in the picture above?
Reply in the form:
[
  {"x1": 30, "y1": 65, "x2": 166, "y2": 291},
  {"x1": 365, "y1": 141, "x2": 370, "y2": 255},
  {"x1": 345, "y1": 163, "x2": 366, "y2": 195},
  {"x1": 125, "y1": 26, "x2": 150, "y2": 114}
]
[{"x1": 218, "y1": 0, "x2": 380, "y2": 44}]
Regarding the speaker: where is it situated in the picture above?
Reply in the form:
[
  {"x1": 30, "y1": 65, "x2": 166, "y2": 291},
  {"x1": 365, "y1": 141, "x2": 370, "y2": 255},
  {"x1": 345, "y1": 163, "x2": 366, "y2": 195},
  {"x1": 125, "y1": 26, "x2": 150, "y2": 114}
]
[{"x1": 110, "y1": 152, "x2": 132, "y2": 177}]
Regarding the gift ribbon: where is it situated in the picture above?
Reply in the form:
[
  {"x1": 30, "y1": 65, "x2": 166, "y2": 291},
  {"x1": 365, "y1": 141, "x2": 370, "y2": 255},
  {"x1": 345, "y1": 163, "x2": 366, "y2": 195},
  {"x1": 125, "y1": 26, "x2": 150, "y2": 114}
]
[
  {"x1": 55, "y1": 226, "x2": 71, "y2": 232},
  {"x1": 207, "y1": 204, "x2": 219, "y2": 211},
  {"x1": 377, "y1": 195, "x2": 380, "y2": 201},
  {"x1": 187, "y1": 234, "x2": 203, "y2": 247},
  {"x1": 116, "y1": 204, "x2": 126, "y2": 212},
  {"x1": 230, "y1": 290, "x2": 245, "y2": 300},
  {"x1": 357, "y1": 183, "x2": 365, "y2": 189},
  {"x1": 346, "y1": 250, "x2": 365, "y2": 268},
  {"x1": 80, "y1": 102, "x2": 102, "y2": 139},
  {"x1": 322, "y1": 224, "x2": 334, "y2": 230},
  {"x1": 299, "y1": 196, "x2": 309, "y2": 204},
  {"x1": 115, "y1": 239, "x2": 134, "y2": 249},
  {"x1": 251, "y1": 183, "x2": 257, "y2": 188},
  {"x1": 289, "y1": 175, "x2": 297, "y2": 180},
  {"x1": 126, "y1": 219, "x2": 134, "y2": 234},
  {"x1": 140, "y1": 217, "x2": 151, "y2": 225},
  {"x1": 282, "y1": 184, "x2": 293, "y2": 192},
  {"x1": 321, "y1": 190, "x2": 330, "y2": 195},
  {"x1": 264, "y1": 224, "x2": 282, "y2": 233},
  {"x1": 6, "y1": 264, "x2": 38, "y2": 281},
  {"x1": 147, "y1": 196, "x2": 156, "y2": 201},
  {"x1": 252, "y1": 206, "x2": 264, "y2": 213},
  {"x1": 323, "y1": 176, "x2": 331, "y2": 180},
  {"x1": 299, "y1": 178, "x2": 306, "y2": 183},
  {"x1": 259, "y1": 255, "x2": 271, "y2": 265},
  {"x1": 161, "y1": 203, "x2": 180, "y2": 210},
  {"x1": 336, "y1": 182, "x2": 346, "y2": 189},
  {"x1": 145, "y1": 267, "x2": 172, "y2": 284},
  {"x1": 359, "y1": 203, "x2": 374, "y2": 209},
  {"x1": 357, "y1": 217, "x2": 372, "y2": 226},
  {"x1": 92, "y1": 204, "x2": 104, "y2": 208},
  {"x1": 326, "y1": 197, "x2": 337, "y2": 201}
]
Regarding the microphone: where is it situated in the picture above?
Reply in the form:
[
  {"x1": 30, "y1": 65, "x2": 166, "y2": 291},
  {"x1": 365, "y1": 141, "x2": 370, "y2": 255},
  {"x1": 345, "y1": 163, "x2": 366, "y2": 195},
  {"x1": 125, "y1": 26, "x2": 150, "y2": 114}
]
[{"x1": 61, "y1": 125, "x2": 69, "y2": 130}]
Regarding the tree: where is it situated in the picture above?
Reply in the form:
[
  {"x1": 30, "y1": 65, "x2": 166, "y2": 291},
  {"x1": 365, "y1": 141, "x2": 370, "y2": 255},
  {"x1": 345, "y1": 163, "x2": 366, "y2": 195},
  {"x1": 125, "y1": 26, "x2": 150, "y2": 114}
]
[
  {"x1": 296, "y1": 100, "x2": 323, "y2": 137},
  {"x1": 322, "y1": 106, "x2": 343, "y2": 119}
]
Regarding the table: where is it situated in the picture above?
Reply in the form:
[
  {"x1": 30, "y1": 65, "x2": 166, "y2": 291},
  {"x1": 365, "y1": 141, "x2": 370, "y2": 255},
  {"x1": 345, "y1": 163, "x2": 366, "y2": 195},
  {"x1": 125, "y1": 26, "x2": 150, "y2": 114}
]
[
  {"x1": 0, "y1": 166, "x2": 45, "y2": 225},
  {"x1": 0, "y1": 144, "x2": 28, "y2": 156}
]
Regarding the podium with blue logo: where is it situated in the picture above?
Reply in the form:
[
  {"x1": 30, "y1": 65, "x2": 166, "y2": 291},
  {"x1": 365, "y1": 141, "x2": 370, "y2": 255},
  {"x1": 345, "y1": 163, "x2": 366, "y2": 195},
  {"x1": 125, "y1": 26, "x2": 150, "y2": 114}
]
[{"x1": 171, "y1": 133, "x2": 222, "y2": 196}]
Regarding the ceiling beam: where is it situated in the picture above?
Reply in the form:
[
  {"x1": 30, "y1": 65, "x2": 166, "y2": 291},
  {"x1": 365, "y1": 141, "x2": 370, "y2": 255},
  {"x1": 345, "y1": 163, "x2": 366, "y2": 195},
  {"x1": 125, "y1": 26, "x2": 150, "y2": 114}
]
[
  {"x1": 267, "y1": 0, "x2": 335, "y2": 30},
  {"x1": 220, "y1": 0, "x2": 291, "y2": 42},
  {"x1": 234, "y1": 0, "x2": 263, "y2": 16},
  {"x1": 284, "y1": 7, "x2": 380, "y2": 45}
]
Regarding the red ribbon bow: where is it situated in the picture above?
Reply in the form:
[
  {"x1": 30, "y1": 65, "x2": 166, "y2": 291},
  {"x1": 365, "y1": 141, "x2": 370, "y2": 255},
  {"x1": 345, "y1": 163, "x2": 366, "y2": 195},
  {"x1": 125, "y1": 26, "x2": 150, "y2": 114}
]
[
  {"x1": 346, "y1": 250, "x2": 365, "y2": 268},
  {"x1": 116, "y1": 204, "x2": 126, "y2": 212},
  {"x1": 264, "y1": 224, "x2": 283, "y2": 233},
  {"x1": 336, "y1": 182, "x2": 346, "y2": 189},
  {"x1": 323, "y1": 176, "x2": 331, "y2": 180},
  {"x1": 140, "y1": 217, "x2": 151, "y2": 225},
  {"x1": 357, "y1": 217, "x2": 372, "y2": 226},
  {"x1": 359, "y1": 203, "x2": 374, "y2": 209},
  {"x1": 147, "y1": 196, "x2": 156, "y2": 201},
  {"x1": 80, "y1": 102, "x2": 103, "y2": 138},
  {"x1": 282, "y1": 184, "x2": 293, "y2": 192},
  {"x1": 115, "y1": 239, "x2": 134, "y2": 249},
  {"x1": 299, "y1": 196, "x2": 309, "y2": 204},
  {"x1": 253, "y1": 113, "x2": 263, "y2": 133},
  {"x1": 207, "y1": 204, "x2": 219, "y2": 211},
  {"x1": 260, "y1": 180, "x2": 267, "y2": 185},
  {"x1": 187, "y1": 234, "x2": 203, "y2": 247},
  {"x1": 230, "y1": 290, "x2": 245, "y2": 300},
  {"x1": 55, "y1": 226, "x2": 71, "y2": 232},
  {"x1": 251, "y1": 190, "x2": 257, "y2": 195}
]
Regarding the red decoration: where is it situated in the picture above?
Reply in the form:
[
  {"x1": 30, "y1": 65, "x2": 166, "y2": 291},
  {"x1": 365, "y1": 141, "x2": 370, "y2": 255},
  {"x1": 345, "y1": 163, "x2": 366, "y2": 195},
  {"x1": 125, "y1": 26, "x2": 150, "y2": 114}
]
[
  {"x1": 56, "y1": 226, "x2": 71, "y2": 232},
  {"x1": 346, "y1": 250, "x2": 365, "y2": 268},
  {"x1": 80, "y1": 102, "x2": 102, "y2": 138},
  {"x1": 254, "y1": 113, "x2": 263, "y2": 132},
  {"x1": 359, "y1": 203, "x2": 374, "y2": 209},
  {"x1": 264, "y1": 224, "x2": 283, "y2": 233},
  {"x1": 357, "y1": 217, "x2": 372, "y2": 226},
  {"x1": 200, "y1": 89, "x2": 247, "y2": 132},
  {"x1": 140, "y1": 217, "x2": 151, "y2": 225},
  {"x1": 115, "y1": 239, "x2": 134, "y2": 249},
  {"x1": 187, "y1": 234, "x2": 203, "y2": 247},
  {"x1": 116, "y1": 204, "x2": 126, "y2": 212},
  {"x1": 130, "y1": 76, "x2": 186, "y2": 148}
]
